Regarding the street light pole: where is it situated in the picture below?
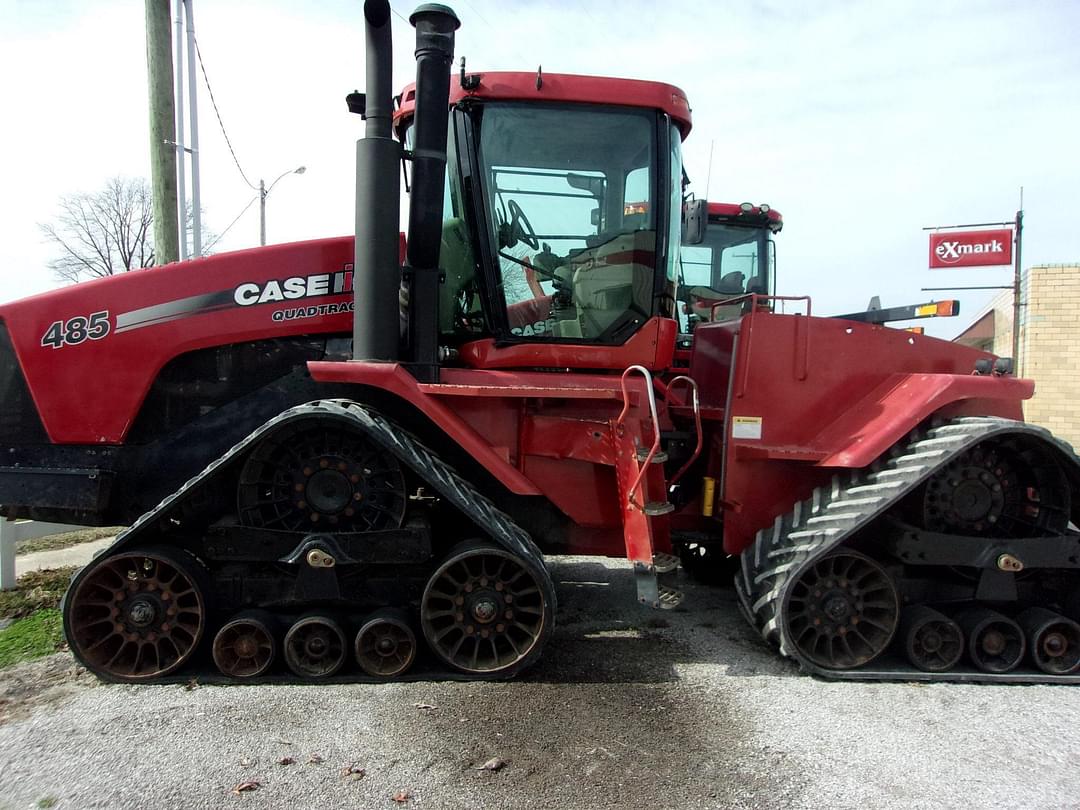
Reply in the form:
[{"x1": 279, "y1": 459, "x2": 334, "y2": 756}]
[{"x1": 259, "y1": 166, "x2": 306, "y2": 246}]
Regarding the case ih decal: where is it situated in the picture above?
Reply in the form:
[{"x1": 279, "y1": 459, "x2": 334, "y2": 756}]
[{"x1": 234, "y1": 268, "x2": 354, "y2": 306}]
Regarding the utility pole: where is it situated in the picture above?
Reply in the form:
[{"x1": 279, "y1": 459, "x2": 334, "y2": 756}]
[
  {"x1": 1011, "y1": 207, "x2": 1024, "y2": 372},
  {"x1": 145, "y1": 0, "x2": 180, "y2": 265}
]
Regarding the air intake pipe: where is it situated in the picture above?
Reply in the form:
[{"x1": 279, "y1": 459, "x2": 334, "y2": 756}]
[
  {"x1": 403, "y1": 4, "x2": 460, "y2": 382},
  {"x1": 353, "y1": 0, "x2": 401, "y2": 362}
]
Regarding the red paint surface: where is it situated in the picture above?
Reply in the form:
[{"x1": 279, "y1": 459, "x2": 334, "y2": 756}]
[
  {"x1": 929, "y1": 228, "x2": 1014, "y2": 268},
  {"x1": 1, "y1": 237, "x2": 359, "y2": 443},
  {"x1": 396, "y1": 72, "x2": 692, "y2": 138},
  {"x1": 700, "y1": 311, "x2": 1030, "y2": 555},
  {"x1": 458, "y1": 316, "x2": 677, "y2": 371}
]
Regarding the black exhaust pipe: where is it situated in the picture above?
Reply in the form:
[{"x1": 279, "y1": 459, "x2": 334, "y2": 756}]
[
  {"x1": 403, "y1": 3, "x2": 460, "y2": 381},
  {"x1": 353, "y1": 0, "x2": 401, "y2": 362}
]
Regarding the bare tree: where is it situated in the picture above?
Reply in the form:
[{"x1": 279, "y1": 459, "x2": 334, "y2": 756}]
[
  {"x1": 40, "y1": 176, "x2": 216, "y2": 283},
  {"x1": 41, "y1": 177, "x2": 156, "y2": 283}
]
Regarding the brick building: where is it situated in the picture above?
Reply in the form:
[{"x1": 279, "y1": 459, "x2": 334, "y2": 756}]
[{"x1": 954, "y1": 264, "x2": 1080, "y2": 446}]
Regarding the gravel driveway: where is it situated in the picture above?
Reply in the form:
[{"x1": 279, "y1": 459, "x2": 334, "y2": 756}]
[{"x1": 1, "y1": 556, "x2": 1078, "y2": 809}]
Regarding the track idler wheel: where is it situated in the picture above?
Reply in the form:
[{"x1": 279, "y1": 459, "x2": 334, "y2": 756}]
[
  {"x1": 64, "y1": 546, "x2": 208, "y2": 682},
  {"x1": 785, "y1": 550, "x2": 900, "y2": 670},
  {"x1": 956, "y1": 607, "x2": 1026, "y2": 673},
  {"x1": 354, "y1": 609, "x2": 417, "y2": 678},
  {"x1": 284, "y1": 614, "x2": 347, "y2": 679},
  {"x1": 1017, "y1": 607, "x2": 1080, "y2": 675},
  {"x1": 212, "y1": 611, "x2": 278, "y2": 678},
  {"x1": 421, "y1": 540, "x2": 551, "y2": 677},
  {"x1": 900, "y1": 606, "x2": 964, "y2": 672}
]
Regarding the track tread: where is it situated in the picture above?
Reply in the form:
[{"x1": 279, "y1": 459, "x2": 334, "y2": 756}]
[{"x1": 735, "y1": 416, "x2": 1080, "y2": 683}]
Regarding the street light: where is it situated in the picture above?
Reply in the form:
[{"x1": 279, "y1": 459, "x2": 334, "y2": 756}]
[{"x1": 259, "y1": 165, "x2": 306, "y2": 246}]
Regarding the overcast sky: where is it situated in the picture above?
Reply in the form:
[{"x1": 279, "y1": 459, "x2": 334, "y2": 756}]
[{"x1": 2, "y1": 0, "x2": 1078, "y2": 338}]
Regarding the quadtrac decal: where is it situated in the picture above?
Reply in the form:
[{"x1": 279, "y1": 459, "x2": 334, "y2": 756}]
[{"x1": 40, "y1": 310, "x2": 111, "y2": 349}]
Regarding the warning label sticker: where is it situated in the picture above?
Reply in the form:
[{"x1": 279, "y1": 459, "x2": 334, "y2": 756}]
[{"x1": 732, "y1": 416, "x2": 763, "y2": 440}]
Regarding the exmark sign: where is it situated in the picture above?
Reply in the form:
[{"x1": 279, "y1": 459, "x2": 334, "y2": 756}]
[{"x1": 929, "y1": 228, "x2": 1013, "y2": 269}]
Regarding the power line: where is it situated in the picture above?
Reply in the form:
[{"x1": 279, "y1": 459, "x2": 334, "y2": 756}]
[
  {"x1": 192, "y1": 34, "x2": 258, "y2": 192},
  {"x1": 204, "y1": 194, "x2": 259, "y2": 251}
]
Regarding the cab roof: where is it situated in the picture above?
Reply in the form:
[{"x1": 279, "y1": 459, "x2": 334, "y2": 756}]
[{"x1": 394, "y1": 71, "x2": 692, "y2": 139}]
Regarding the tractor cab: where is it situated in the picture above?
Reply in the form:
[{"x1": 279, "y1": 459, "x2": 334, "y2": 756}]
[
  {"x1": 393, "y1": 73, "x2": 691, "y2": 369},
  {"x1": 680, "y1": 202, "x2": 782, "y2": 327}
]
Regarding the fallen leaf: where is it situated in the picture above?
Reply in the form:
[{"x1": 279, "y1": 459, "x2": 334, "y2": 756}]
[
  {"x1": 476, "y1": 757, "x2": 507, "y2": 772},
  {"x1": 413, "y1": 702, "x2": 437, "y2": 711},
  {"x1": 232, "y1": 780, "x2": 260, "y2": 795},
  {"x1": 278, "y1": 757, "x2": 296, "y2": 766},
  {"x1": 392, "y1": 789, "x2": 411, "y2": 803},
  {"x1": 307, "y1": 754, "x2": 324, "y2": 765},
  {"x1": 341, "y1": 763, "x2": 366, "y2": 781}
]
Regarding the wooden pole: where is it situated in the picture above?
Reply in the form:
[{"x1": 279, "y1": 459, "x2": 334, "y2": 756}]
[{"x1": 145, "y1": 0, "x2": 180, "y2": 265}]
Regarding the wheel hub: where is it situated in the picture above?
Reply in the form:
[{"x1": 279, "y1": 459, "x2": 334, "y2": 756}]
[
  {"x1": 1043, "y1": 632, "x2": 1068, "y2": 658},
  {"x1": 126, "y1": 597, "x2": 158, "y2": 628},
  {"x1": 981, "y1": 630, "x2": 1006, "y2": 656},
  {"x1": 470, "y1": 593, "x2": 499, "y2": 624},
  {"x1": 305, "y1": 468, "x2": 354, "y2": 514}
]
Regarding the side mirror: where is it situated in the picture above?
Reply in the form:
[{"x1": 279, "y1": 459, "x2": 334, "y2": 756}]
[{"x1": 682, "y1": 198, "x2": 707, "y2": 245}]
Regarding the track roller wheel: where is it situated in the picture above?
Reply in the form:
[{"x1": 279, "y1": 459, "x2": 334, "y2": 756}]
[
  {"x1": 421, "y1": 540, "x2": 551, "y2": 677},
  {"x1": 212, "y1": 611, "x2": 278, "y2": 678},
  {"x1": 354, "y1": 609, "x2": 417, "y2": 678},
  {"x1": 956, "y1": 608, "x2": 1026, "y2": 673},
  {"x1": 284, "y1": 614, "x2": 347, "y2": 679},
  {"x1": 64, "y1": 546, "x2": 208, "y2": 682},
  {"x1": 900, "y1": 605, "x2": 964, "y2": 672},
  {"x1": 1017, "y1": 607, "x2": 1080, "y2": 675},
  {"x1": 785, "y1": 550, "x2": 899, "y2": 670}
]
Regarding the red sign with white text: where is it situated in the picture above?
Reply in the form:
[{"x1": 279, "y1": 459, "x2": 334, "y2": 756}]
[{"x1": 929, "y1": 228, "x2": 1013, "y2": 269}]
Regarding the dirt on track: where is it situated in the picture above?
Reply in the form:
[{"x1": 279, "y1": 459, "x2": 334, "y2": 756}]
[{"x1": 0, "y1": 557, "x2": 1078, "y2": 810}]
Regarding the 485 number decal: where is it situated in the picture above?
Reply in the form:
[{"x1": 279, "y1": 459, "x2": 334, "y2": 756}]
[{"x1": 40, "y1": 310, "x2": 111, "y2": 349}]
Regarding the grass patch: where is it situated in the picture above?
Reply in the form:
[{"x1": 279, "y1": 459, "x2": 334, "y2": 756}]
[
  {"x1": 0, "y1": 567, "x2": 76, "y2": 621},
  {"x1": 17, "y1": 526, "x2": 122, "y2": 556},
  {"x1": 0, "y1": 609, "x2": 64, "y2": 668}
]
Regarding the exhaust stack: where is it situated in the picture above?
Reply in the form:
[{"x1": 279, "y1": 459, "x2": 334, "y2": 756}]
[
  {"x1": 403, "y1": 4, "x2": 460, "y2": 381},
  {"x1": 353, "y1": 0, "x2": 401, "y2": 362}
]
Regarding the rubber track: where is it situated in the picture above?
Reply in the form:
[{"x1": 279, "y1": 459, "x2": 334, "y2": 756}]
[
  {"x1": 91, "y1": 399, "x2": 554, "y2": 611},
  {"x1": 735, "y1": 416, "x2": 1080, "y2": 684}
]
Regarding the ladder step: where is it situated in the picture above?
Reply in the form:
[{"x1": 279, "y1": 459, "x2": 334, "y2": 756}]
[
  {"x1": 657, "y1": 585, "x2": 684, "y2": 610},
  {"x1": 636, "y1": 447, "x2": 669, "y2": 463},
  {"x1": 652, "y1": 552, "x2": 680, "y2": 574},
  {"x1": 644, "y1": 501, "x2": 675, "y2": 516}
]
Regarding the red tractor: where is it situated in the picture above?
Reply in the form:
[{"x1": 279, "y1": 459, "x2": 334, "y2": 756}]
[{"x1": 1, "y1": 1, "x2": 1078, "y2": 684}]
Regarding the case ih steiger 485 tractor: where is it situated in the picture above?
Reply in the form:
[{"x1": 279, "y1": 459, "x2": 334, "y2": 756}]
[{"x1": 2, "y1": 2, "x2": 1079, "y2": 684}]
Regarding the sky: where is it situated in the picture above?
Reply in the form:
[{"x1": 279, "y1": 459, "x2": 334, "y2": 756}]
[{"x1": 1, "y1": 0, "x2": 1078, "y2": 339}]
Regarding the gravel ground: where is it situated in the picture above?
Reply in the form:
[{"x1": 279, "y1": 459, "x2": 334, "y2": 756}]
[{"x1": 1, "y1": 556, "x2": 1079, "y2": 810}]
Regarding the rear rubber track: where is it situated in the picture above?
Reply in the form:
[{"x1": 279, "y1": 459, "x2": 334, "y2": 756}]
[{"x1": 735, "y1": 416, "x2": 1080, "y2": 684}]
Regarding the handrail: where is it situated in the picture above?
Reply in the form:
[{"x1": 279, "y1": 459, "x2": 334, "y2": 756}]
[
  {"x1": 616, "y1": 364, "x2": 662, "y2": 511},
  {"x1": 666, "y1": 375, "x2": 702, "y2": 486}
]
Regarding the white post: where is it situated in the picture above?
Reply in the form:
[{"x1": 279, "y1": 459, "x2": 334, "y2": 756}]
[
  {"x1": 0, "y1": 518, "x2": 15, "y2": 590},
  {"x1": 174, "y1": 0, "x2": 188, "y2": 260},
  {"x1": 185, "y1": 0, "x2": 202, "y2": 256}
]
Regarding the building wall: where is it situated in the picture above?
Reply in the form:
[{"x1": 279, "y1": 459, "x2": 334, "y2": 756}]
[{"x1": 1021, "y1": 264, "x2": 1080, "y2": 448}]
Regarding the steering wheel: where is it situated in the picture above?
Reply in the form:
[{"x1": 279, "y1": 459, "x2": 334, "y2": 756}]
[{"x1": 508, "y1": 199, "x2": 540, "y2": 250}]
